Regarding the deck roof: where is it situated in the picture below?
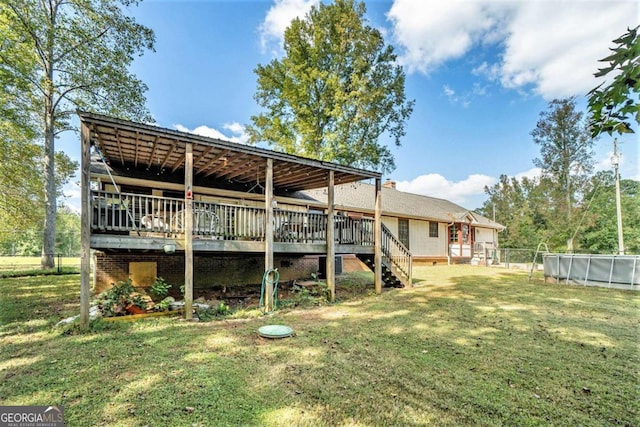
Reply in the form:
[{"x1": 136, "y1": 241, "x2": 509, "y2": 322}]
[{"x1": 79, "y1": 112, "x2": 381, "y2": 192}]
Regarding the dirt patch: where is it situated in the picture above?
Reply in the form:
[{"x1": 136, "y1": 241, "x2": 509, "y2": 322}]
[{"x1": 184, "y1": 275, "x2": 375, "y2": 311}]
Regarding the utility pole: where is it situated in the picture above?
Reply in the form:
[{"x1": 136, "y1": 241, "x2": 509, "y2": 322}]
[{"x1": 611, "y1": 139, "x2": 625, "y2": 255}]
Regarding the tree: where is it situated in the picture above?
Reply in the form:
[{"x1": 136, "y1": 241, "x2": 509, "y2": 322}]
[
  {"x1": 0, "y1": 0, "x2": 154, "y2": 268},
  {"x1": 531, "y1": 98, "x2": 594, "y2": 250},
  {"x1": 578, "y1": 172, "x2": 640, "y2": 253},
  {"x1": 56, "y1": 206, "x2": 81, "y2": 257},
  {"x1": 247, "y1": 0, "x2": 413, "y2": 174},
  {"x1": 587, "y1": 26, "x2": 639, "y2": 137},
  {"x1": 479, "y1": 174, "x2": 552, "y2": 249}
]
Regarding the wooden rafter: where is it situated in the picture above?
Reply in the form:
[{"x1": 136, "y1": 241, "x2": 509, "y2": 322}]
[
  {"x1": 171, "y1": 152, "x2": 186, "y2": 173},
  {"x1": 193, "y1": 145, "x2": 215, "y2": 169},
  {"x1": 80, "y1": 112, "x2": 381, "y2": 191},
  {"x1": 147, "y1": 135, "x2": 161, "y2": 169},
  {"x1": 159, "y1": 139, "x2": 179, "y2": 169},
  {"x1": 114, "y1": 129, "x2": 125, "y2": 166},
  {"x1": 196, "y1": 150, "x2": 230, "y2": 176},
  {"x1": 134, "y1": 131, "x2": 140, "y2": 167}
]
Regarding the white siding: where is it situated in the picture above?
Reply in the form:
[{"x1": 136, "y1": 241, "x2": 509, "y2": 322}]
[
  {"x1": 408, "y1": 219, "x2": 448, "y2": 256},
  {"x1": 475, "y1": 227, "x2": 495, "y2": 244},
  {"x1": 382, "y1": 217, "x2": 397, "y2": 236},
  {"x1": 381, "y1": 217, "x2": 449, "y2": 257}
]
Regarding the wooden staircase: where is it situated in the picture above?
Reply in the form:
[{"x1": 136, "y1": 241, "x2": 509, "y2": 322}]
[{"x1": 356, "y1": 224, "x2": 412, "y2": 288}]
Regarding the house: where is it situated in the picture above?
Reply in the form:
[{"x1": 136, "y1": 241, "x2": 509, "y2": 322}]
[
  {"x1": 300, "y1": 181, "x2": 505, "y2": 265},
  {"x1": 77, "y1": 112, "x2": 503, "y2": 327}
]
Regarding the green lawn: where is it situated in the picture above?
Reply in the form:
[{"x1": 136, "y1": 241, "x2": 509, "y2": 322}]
[{"x1": 1, "y1": 266, "x2": 638, "y2": 426}]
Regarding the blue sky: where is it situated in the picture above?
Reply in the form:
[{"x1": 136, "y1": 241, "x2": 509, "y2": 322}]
[{"x1": 60, "y1": 0, "x2": 639, "y2": 210}]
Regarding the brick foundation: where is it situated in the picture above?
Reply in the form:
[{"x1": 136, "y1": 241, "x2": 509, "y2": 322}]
[{"x1": 94, "y1": 251, "x2": 320, "y2": 294}]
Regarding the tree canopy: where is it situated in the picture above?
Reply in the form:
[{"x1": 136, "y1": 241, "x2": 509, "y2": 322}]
[
  {"x1": 0, "y1": 0, "x2": 155, "y2": 267},
  {"x1": 477, "y1": 99, "x2": 638, "y2": 252},
  {"x1": 530, "y1": 98, "x2": 594, "y2": 249},
  {"x1": 588, "y1": 25, "x2": 639, "y2": 137},
  {"x1": 247, "y1": 0, "x2": 413, "y2": 174}
]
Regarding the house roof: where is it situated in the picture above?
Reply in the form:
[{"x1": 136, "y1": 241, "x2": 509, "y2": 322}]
[
  {"x1": 300, "y1": 182, "x2": 505, "y2": 230},
  {"x1": 79, "y1": 112, "x2": 381, "y2": 192}
]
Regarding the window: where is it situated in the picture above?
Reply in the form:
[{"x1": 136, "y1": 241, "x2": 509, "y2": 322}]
[
  {"x1": 449, "y1": 224, "x2": 459, "y2": 243},
  {"x1": 429, "y1": 221, "x2": 438, "y2": 238},
  {"x1": 462, "y1": 224, "x2": 469, "y2": 243},
  {"x1": 398, "y1": 218, "x2": 409, "y2": 249}
]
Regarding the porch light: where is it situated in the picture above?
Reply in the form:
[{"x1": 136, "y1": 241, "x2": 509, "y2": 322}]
[{"x1": 163, "y1": 243, "x2": 176, "y2": 254}]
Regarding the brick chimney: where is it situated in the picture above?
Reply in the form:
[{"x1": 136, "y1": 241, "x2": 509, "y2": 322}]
[{"x1": 382, "y1": 179, "x2": 396, "y2": 189}]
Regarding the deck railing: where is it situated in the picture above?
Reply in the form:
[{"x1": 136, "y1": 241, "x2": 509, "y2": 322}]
[
  {"x1": 91, "y1": 190, "x2": 375, "y2": 245},
  {"x1": 381, "y1": 223, "x2": 412, "y2": 284},
  {"x1": 92, "y1": 190, "x2": 185, "y2": 234}
]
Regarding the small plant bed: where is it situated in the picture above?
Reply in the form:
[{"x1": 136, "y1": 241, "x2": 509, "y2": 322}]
[
  {"x1": 90, "y1": 273, "x2": 376, "y2": 322},
  {"x1": 95, "y1": 277, "x2": 177, "y2": 317}
]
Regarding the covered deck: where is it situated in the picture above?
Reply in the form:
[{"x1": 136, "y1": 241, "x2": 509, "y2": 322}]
[{"x1": 79, "y1": 112, "x2": 389, "y2": 327}]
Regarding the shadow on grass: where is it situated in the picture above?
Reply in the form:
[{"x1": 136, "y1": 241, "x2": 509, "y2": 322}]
[{"x1": 1, "y1": 268, "x2": 638, "y2": 426}]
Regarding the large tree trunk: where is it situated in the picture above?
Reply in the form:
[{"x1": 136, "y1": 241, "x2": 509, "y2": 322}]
[
  {"x1": 41, "y1": 5, "x2": 57, "y2": 270},
  {"x1": 41, "y1": 93, "x2": 56, "y2": 269}
]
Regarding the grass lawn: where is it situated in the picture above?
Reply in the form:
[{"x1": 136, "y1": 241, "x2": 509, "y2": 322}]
[{"x1": 0, "y1": 266, "x2": 638, "y2": 426}]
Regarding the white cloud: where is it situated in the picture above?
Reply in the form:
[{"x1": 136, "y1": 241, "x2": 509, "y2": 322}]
[
  {"x1": 388, "y1": 0, "x2": 638, "y2": 99},
  {"x1": 223, "y1": 122, "x2": 250, "y2": 144},
  {"x1": 62, "y1": 181, "x2": 81, "y2": 214},
  {"x1": 499, "y1": 1, "x2": 636, "y2": 99},
  {"x1": 443, "y1": 85, "x2": 455, "y2": 97},
  {"x1": 259, "y1": 0, "x2": 318, "y2": 55},
  {"x1": 396, "y1": 173, "x2": 496, "y2": 204},
  {"x1": 514, "y1": 167, "x2": 542, "y2": 181},
  {"x1": 387, "y1": 0, "x2": 513, "y2": 74},
  {"x1": 174, "y1": 123, "x2": 248, "y2": 144}
]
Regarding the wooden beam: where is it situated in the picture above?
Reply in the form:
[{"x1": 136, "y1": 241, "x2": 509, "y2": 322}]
[
  {"x1": 80, "y1": 122, "x2": 92, "y2": 329},
  {"x1": 170, "y1": 152, "x2": 186, "y2": 173},
  {"x1": 192, "y1": 145, "x2": 216, "y2": 169},
  {"x1": 202, "y1": 151, "x2": 237, "y2": 177},
  {"x1": 184, "y1": 143, "x2": 194, "y2": 319},
  {"x1": 326, "y1": 170, "x2": 335, "y2": 301},
  {"x1": 276, "y1": 169, "x2": 327, "y2": 188},
  {"x1": 264, "y1": 158, "x2": 274, "y2": 311},
  {"x1": 160, "y1": 139, "x2": 179, "y2": 169},
  {"x1": 216, "y1": 154, "x2": 252, "y2": 180},
  {"x1": 196, "y1": 150, "x2": 229, "y2": 175},
  {"x1": 134, "y1": 131, "x2": 140, "y2": 167},
  {"x1": 114, "y1": 128, "x2": 125, "y2": 167},
  {"x1": 374, "y1": 178, "x2": 382, "y2": 294},
  {"x1": 147, "y1": 135, "x2": 161, "y2": 169}
]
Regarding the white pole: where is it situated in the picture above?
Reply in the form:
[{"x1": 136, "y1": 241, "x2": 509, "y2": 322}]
[{"x1": 612, "y1": 139, "x2": 625, "y2": 255}]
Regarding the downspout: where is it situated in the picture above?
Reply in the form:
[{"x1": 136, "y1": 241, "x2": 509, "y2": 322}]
[{"x1": 447, "y1": 221, "x2": 455, "y2": 265}]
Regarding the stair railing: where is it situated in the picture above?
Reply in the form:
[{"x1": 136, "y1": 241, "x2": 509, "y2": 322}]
[{"x1": 381, "y1": 223, "x2": 412, "y2": 286}]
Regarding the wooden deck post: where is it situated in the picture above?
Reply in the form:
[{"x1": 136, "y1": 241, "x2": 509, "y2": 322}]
[
  {"x1": 184, "y1": 143, "x2": 193, "y2": 319},
  {"x1": 326, "y1": 170, "x2": 335, "y2": 301},
  {"x1": 374, "y1": 178, "x2": 382, "y2": 293},
  {"x1": 264, "y1": 158, "x2": 274, "y2": 311},
  {"x1": 80, "y1": 122, "x2": 91, "y2": 329}
]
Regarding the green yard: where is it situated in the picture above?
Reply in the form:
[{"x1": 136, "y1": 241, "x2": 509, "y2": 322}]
[{"x1": 1, "y1": 266, "x2": 638, "y2": 426}]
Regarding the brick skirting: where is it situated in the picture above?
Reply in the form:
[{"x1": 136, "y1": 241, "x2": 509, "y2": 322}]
[{"x1": 94, "y1": 251, "x2": 320, "y2": 293}]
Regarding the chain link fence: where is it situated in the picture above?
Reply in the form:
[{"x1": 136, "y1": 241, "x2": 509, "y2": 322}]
[{"x1": 0, "y1": 254, "x2": 81, "y2": 273}]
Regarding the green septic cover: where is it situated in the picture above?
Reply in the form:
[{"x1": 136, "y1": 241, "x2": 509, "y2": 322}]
[{"x1": 258, "y1": 325, "x2": 293, "y2": 339}]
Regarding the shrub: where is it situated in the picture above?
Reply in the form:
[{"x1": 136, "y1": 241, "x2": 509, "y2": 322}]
[
  {"x1": 196, "y1": 301, "x2": 231, "y2": 321},
  {"x1": 95, "y1": 279, "x2": 148, "y2": 317},
  {"x1": 149, "y1": 277, "x2": 172, "y2": 301}
]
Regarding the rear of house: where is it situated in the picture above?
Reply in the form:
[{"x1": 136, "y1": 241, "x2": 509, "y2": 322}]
[{"x1": 301, "y1": 180, "x2": 504, "y2": 265}]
